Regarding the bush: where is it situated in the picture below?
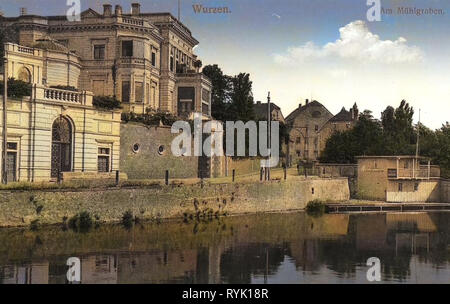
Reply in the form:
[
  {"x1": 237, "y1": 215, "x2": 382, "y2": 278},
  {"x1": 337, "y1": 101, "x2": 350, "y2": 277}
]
[
  {"x1": 68, "y1": 211, "x2": 93, "y2": 232},
  {"x1": 0, "y1": 77, "x2": 32, "y2": 98},
  {"x1": 93, "y1": 95, "x2": 122, "y2": 110},
  {"x1": 121, "y1": 110, "x2": 179, "y2": 126},
  {"x1": 122, "y1": 210, "x2": 134, "y2": 228},
  {"x1": 30, "y1": 219, "x2": 40, "y2": 231},
  {"x1": 305, "y1": 199, "x2": 326, "y2": 217}
]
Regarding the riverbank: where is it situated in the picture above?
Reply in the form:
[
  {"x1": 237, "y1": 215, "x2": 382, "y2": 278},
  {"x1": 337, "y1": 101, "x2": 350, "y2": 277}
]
[{"x1": 0, "y1": 176, "x2": 350, "y2": 228}]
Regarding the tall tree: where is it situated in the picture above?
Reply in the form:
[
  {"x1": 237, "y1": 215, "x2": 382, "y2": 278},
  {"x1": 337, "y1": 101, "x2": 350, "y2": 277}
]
[
  {"x1": 229, "y1": 73, "x2": 255, "y2": 122},
  {"x1": 381, "y1": 100, "x2": 415, "y2": 155},
  {"x1": 202, "y1": 64, "x2": 231, "y2": 122}
]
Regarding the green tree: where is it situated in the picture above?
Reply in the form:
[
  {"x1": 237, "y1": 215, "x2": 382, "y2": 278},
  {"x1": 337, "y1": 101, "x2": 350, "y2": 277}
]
[
  {"x1": 381, "y1": 100, "x2": 415, "y2": 155},
  {"x1": 202, "y1": 64, "x2": 231, "y2": 122},
  {"x1": 320, "y1": 112, "x2": 384, "y2": 163},
  {"x1": 229, "y1": 73, "x2": 255, "y2": 122}
]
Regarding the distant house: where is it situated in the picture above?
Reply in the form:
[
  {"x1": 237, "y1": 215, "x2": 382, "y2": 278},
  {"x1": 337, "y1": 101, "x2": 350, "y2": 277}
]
[
  {"x1": 356, "y1": 156, "x2": 441, "y2": 202},
  {"x1": 253, "y1": 101, "x2": 285, "y2": 123},
  {"x1": 285, "y1": 99, "x2": 333, "y2": 164},
  {"x1": 319, "y1": 103, "x2": 359, "y2": 154}
]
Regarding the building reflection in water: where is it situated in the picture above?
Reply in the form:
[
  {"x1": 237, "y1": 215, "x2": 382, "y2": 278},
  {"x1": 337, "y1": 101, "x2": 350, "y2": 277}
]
[{"x1": 0, "y1": 212, "x2": 448, "y2": 284}]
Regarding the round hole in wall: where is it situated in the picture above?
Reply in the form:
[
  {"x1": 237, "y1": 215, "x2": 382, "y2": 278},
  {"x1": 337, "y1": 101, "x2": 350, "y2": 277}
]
[
  {"x1": 132, "y1": 143, "x2": 140, "y2": 153},
  {"x1": 158, "y1": 145, "x2": 165, "y2": 155}
]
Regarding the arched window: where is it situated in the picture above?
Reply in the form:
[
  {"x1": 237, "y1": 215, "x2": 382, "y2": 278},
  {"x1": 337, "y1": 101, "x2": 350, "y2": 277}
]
[
  {"x1": 51, "y1": 116, "x2": 72, "y2": 178},
  {"x1": 18, "y1": 67, "x2": 31, "y2": 83}
]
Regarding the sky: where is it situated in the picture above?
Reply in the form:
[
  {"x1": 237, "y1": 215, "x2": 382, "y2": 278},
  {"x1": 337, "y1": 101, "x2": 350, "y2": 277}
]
[{"x1": 1, "y1": 0, "x2": 449, "y2": 129}]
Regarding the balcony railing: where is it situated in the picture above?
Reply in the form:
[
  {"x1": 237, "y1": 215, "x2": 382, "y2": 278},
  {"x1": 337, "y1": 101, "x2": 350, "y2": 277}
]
[
  {"x1": 121, "y1": 17, "x2": 144, "y2": 26},
  {"x1": 32, "y1": 85, "x2": 93, "y2": 107},
  {"x1": 119, "y1": 57, "x2": 146, "y2": 65},
  {"x1": 44, "y1": 88, "x2": 82, "y2": 103},
  {"x1": 4, "y1": 43, "x2": 43, "y2": 57},
  {"x1": 388, "y1": 166, "x2": 440, "y2": 179}
]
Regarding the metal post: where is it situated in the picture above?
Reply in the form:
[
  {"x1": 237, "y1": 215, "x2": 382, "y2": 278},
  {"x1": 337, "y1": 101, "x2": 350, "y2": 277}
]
[
  {"x1": 2, "y1": 57, "x2": 8, "y2": 184},
  {"x1": 284, "y1": 165, "x2": 287, "y2": 180},
  {"x1": 232, "y1": 169, "x2": 235, "y2": 182},
  {"x1": 260, "y1": 167, "x2": 263, "y2": 181},
  {"x1": 165, "y1": 170, "x2": 169, "y2": 185},
  {"x1": 267, "y1": 92, "x2": 271, "y2": 180}
]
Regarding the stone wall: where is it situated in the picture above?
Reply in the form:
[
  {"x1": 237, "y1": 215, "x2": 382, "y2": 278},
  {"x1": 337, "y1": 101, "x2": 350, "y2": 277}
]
[
  {"x1": 441, "y1": 179, "x2": 450, "y2": 203},
  {"x1": 120, "y1": 123, "x2": 199, "y2": 179},
  {"x1": 0, "y1": 177, "x2": 350, "y2": 227},
  {"x1": 386, "y1": 179, "x2": 441, "y2": 202}
]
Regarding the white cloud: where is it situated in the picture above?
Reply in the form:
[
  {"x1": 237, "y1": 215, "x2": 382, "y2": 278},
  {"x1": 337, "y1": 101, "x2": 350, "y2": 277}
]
[{"x1": 274, "y1": 20, "x2": 424, "y2": 64}]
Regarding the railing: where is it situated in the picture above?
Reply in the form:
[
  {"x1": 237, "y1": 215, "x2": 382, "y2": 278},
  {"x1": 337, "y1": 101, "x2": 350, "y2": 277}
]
[
  {"x1": 32, "y1": 85, "x2": 93, "y2": 107},
  {"x1": 4, "y1": 43, "x2": 43, "y2": 57},
  {"x1": 43, "y1": 88, "x2": 82, "y2": 103},
  {"x1": 121, "y1": 17, "x2": 144, "y2": 26},
  {"x1": 120, "y1": 57, "x2": 145, "y2": 65},
  {"x1": 391, "y1": 167, "x2": 440, "y2": 179}
]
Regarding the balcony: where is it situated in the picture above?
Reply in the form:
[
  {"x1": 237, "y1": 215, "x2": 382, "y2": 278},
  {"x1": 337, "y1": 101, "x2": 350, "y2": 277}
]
[
  {"x1": 32, "y1": 85, "x2": 93, "y2": 107},
  {"x1": 388, "y1": 166, "x2": 441, "y2": 180},
  {"x1": 4, "y1": 43, "x2": 43, "y2": 57}
]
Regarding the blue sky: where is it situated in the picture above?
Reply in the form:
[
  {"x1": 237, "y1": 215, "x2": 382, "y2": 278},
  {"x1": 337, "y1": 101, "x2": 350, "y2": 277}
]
[{"x1": 2, "y1": 0, "x2": 449, "y2": 129}]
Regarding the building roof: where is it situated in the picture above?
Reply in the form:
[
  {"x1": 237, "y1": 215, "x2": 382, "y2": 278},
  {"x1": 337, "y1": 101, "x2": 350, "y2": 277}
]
[
  {"x1": 329, "y1": 107, "x2": 353, "y2": 122},
  {"x1": 253, "y1": 102, "x2": 282, "y2": 119},
  {"x1": 285, "y1": 100, "x2": 332, "y2": 123}
]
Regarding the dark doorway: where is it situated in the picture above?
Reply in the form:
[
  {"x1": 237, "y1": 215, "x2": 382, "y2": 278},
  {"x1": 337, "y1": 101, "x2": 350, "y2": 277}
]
[{"x1": 51, "y1": 116, "x2": 72, "y2": 178}]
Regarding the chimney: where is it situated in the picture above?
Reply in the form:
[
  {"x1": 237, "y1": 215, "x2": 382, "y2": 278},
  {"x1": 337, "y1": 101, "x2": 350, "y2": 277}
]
[
  {"x1": 298, "y1": 103, "x2": 302, "y2": 108},
  {"x1": 131, "y1": 3, "x2": 141, "y2": 15},
  {"x1": 305, "y1": 99, "x2": 309, "y2": 105},
  {"x1": 20, "y1": 7, "x2": 27, "y2": 16},
  {"x1": 103, "y1": 4, "x2": 112, "y2": 17},
  {"x1": 115, "y1": 5, "x2": 123, "y2": 16}
]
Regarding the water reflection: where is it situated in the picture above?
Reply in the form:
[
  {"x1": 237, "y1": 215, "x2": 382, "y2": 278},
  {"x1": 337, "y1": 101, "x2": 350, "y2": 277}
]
[{"x1": 0, "y1": 212, "x2": 448, "y2": 284}]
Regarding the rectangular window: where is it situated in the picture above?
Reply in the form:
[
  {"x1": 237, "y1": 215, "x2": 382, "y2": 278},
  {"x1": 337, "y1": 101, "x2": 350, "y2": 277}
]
[
  {"x1": 202, "y1": 103, "x2": 209, "y2": 115},
  {"x1": 122, "y1": 81, "x2": 130, "y2": 103},
  {"x1": 122, "y1": 41, "x2": 133, "y2": 57},
  {"x1": 387, "y1": 169, "x2": 397, "y2": 178},
  {"x1": 414, "y1": 183, "x2": 419, "y2": 191},
  {"x1": 170, "y1": 57, "x2": 174, "y2": 72},
  {"x1": 98, "y1": 148, "x2": 110, "y2": 173},
  {"x1": 151, "y1": 51, "x2": 156, "y2": 66},
  {"x1": 398, "y1": 183, "x2": 403, "y2": 192},
  {"x1": 202, "y1": 88, "x2": 210, "y2": 103},
  {"x1": 135, "y1": 82, "x2": 143, "y2": 103},
  {"x1": 94, "y1": 45, "x2": 105, "y2": 59}
]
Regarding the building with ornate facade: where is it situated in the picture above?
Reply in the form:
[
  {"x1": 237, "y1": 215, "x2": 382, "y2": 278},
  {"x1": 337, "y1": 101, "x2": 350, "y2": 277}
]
[
  {"x1": 0, "y1": 43, "x2": 121, "y2": 182},
  {"x1": 0, "y1": 3, "x2": 212, "y2": 117},
  {"x1": 0, "y1": 3, "x2": 214, "y2": 183}
]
